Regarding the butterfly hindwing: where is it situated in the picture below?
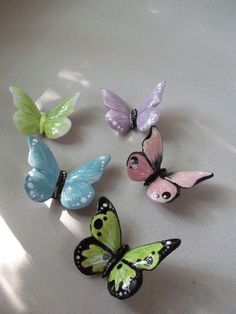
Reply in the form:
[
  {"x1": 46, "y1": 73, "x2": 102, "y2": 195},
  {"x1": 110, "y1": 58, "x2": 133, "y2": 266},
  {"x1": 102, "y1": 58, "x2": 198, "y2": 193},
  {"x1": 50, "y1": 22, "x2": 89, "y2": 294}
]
[
  {"x1": 147, "y1": 177, "x2": 179, "y2": 203},
  {"x1": 24, "y1": 136, "x2": 60, "y2": 202},
  {"x1": 90, "y1": 197, "x2": 122, "y2": 253},
  {"x1": 100, "y1": 89, "x2": 131, "y2": 134},
  {"x1": 60, "y1": 155, "x2": 111, "y2": 210},
  {"x1": 105, "y1": 110, "x2": 130, "y2": 134},
  {"x1": 74, "y1": 237, "x2": 112, "y2": 275},
  {"x1": 10, "y1": 86, "x2": 41, "y2": 135},
  {"x1": 108, "y1": 260, "x2": 142, "y2": 299},
  {"x1": 136, "y1": 108, "x2": 160, "y2": 132}
]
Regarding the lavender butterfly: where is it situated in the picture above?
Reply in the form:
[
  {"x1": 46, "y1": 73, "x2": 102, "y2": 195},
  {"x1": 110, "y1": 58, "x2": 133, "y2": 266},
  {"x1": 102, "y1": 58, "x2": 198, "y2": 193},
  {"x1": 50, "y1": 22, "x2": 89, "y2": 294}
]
[
  {"x1": 100, "y1": 81, "x2": 166, "y2": 135},
  {"x1": 126, "y1": 126, "x2": 214, "y2": 204}
]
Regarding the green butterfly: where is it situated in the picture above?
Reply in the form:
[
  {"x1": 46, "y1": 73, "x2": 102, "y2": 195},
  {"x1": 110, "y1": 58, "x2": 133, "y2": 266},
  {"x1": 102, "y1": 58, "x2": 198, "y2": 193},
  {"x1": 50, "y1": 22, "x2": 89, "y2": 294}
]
[
  {"x1": 74, "y1": 197, "x2": 181, "y2": 299},
  {"x1": 9, "y1": 86, "x2": 80, "y2": 139}
]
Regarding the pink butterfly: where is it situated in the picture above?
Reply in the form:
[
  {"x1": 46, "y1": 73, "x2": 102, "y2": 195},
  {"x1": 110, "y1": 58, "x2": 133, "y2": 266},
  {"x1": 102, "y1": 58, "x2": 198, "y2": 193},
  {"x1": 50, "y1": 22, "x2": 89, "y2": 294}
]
[
  {"x1": 100, "y1": 81, "x2": 166, "y2": 135},
  {"x1": 127, "y1": 126, "x2": 214, "y2": 204}
]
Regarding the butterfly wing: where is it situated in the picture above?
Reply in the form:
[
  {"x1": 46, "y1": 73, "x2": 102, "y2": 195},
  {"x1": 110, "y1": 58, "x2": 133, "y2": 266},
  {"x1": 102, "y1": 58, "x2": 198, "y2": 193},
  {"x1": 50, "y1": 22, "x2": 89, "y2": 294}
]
[
  {"x1": 107, "y1": 238, "x2": 181, "y2": 299},
  {"x1": 100, "y1": 89, "x2": 130, "y2": 134},
  {"x1": 147, "y1": 177, "x2": 179, "y2": 203},
  {"x1": 10, "y1": 86, "x2": 41, "y2": 135},
  {"x1": 147, "y1": 171, "x2": 214, "y2": 203},
  {"x1": 127, "y1": 152, "x2": 154, "y2": 181},
  {"x1": 60, "y1": 155, "x2": 111, "y2": 210},
  {"x1": 166, "y1": 171, "x2": 214, "y2": 188},
  {"x1": 126, "y1": 126, "x2": 163, "y2": 181},
  {"x1": 74, "y1": 237, "x2": 112, "y2": 275},
  {"x1": 24, "y1": 136, "x2": 60, "y2": 202},
  {"x1": 142, "y1": 125, "x2": 163, "y2": 168},
  {"x1": 136, "y1": 81, "x2": 166, "y2": 132},
  {"x1": 89, "y1": 197, "x2": 122, "y2": 252},
  {"x1": 74, "y1": 197, "x2": 122, "y2": 274},
  {"x1": 44, "y1": 93, "x2": 80, "y2": 139}
]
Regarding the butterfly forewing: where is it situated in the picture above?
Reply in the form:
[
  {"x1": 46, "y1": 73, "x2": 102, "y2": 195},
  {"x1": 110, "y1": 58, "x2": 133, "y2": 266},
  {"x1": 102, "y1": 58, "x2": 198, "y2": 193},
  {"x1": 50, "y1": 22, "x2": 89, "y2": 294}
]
[
  {"x1": 60, "y1": 155, "x2": 111, "y2": 210},
  {"x1": 137, "y1": 81, "x2": 166, "y2": 113},
  {"x1": 142, "y1": 126, "x2": 163, "y2": 168},
  {"x1": 10, "y1": 86, "x2": 41, "y2": 135},
  {"x1": 74, "y1": 237, "x2": 112, "y2": 275},
  {"x1": 47, "y1": 93, "x2": 80, "y2": 119},
  {"x1": 90, "y1": 197, "x2": 122, "y2": 253},
  {"x1": 127, "y1": 152, "x2": 154, "y2": 181},
  {"x1": 100, "y1": 89, "x2": 130, "y2": 113},
  {"x1": 24, "y1": 136, "x2": 60, "y2": 202},
  {"x1": 167, "y1": 171, "x2": 214, "y2": 188},
  {"x1": 123, "y1": 242, "x2": 164, "y2": 271}
]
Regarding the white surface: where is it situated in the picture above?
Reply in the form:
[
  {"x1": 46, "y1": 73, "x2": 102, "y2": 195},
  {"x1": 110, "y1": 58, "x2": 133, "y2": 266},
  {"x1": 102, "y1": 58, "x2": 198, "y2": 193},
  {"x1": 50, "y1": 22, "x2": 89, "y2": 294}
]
[{"x1": 0, "y1": 1, "x2": 236, "y2": 313}]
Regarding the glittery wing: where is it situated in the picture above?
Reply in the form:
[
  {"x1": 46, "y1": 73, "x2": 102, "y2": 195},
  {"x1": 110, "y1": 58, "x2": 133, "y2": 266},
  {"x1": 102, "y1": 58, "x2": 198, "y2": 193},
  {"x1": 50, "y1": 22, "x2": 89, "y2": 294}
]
[
  {"x1": 24, "y1": 136, "x2": 60, "y2": 202},
  {"x1": 60, "y1": 156, "x2": 111, "y2": 210},
  {"x1": 100, "y1": 89, "x2": 130, "y2": 134},
  {"x1": 126, "y1": 126, "x2": 163, "y2": 181},
  {"x1": 147, "y1": 171, "x2": 214, "y2": 203},
  {"x1": 10, "y1": 86, "x2": 41, "y2": 135},
  {"x1": 136, "y1": 81, "x2": 166, "y2": 132},
  {"x1": 107, "y1": 238, "x2": 181, "y2": 299},
  {"x1": 74, "y1": 197, "x2": 122, "y2": 274},
  {"x1": 44, "y1": 93, "x2": 80, "y2": 139}
]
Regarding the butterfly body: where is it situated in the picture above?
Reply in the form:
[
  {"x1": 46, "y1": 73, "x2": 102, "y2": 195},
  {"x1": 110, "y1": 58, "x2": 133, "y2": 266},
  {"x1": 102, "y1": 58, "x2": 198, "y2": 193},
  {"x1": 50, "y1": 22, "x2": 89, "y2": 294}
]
[
  {"x1": 10, "y1": 86, "x2": 80, "y2": 139},
  {"x1": 24, "y1": 136, "x2": 111, "y2": 210},
  {"x1": 100, "y1": 81, "x2": 166, "y2": 134},
  {"x1": 127, "y1": 126, "x2": 214, "y2": 204},
  {"x1": 74, "y1": 197, "x2": 181, "y2": 299}
]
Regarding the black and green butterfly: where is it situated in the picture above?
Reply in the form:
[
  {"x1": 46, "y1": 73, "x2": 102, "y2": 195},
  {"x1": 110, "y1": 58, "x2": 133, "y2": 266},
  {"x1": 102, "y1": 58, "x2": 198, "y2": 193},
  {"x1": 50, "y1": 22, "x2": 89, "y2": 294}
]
[{"x1": 74, "y1": 197, "x2": 181, "y2": 299}]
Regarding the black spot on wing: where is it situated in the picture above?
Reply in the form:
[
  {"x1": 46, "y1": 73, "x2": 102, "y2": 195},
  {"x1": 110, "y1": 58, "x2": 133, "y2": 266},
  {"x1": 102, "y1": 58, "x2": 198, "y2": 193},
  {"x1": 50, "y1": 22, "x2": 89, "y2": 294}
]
[{"x1": 94, "y1": 218, "x2": 103, "y2": 230}]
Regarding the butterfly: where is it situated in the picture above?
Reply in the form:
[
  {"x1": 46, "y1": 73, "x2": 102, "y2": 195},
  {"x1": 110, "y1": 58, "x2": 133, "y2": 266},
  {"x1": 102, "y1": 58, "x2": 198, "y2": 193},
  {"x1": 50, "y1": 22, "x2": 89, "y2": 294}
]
[
  {"x1": 24, "y1": 136, "x2": 111, "y2": 210},
  {"x1": 100, "y1": 81, "x2": 166, "y2": 135},
  {"x1": 10, "y1": 86, "x2": 80, "y2": 139},
  {"x1": 127, "y1": 126, "x2": 214, "y2": 204},
  {"x1": 74, "y1": 197, "x2": 181, "y2": 299}
]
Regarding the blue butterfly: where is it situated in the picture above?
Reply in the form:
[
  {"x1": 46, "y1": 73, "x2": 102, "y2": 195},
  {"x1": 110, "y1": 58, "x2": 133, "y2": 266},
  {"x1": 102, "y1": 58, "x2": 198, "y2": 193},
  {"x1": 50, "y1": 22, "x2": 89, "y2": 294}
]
[{"x1": 24, "y1": 136, "x2": 111, "y2": 210}]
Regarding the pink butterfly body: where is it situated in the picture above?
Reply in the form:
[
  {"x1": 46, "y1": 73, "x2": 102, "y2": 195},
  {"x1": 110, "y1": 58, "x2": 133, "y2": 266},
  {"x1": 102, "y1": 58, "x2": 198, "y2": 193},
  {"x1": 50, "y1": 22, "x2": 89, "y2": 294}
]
[
  {"x1": 100, "y1": 81, "x2": 166, "y2": 135},
  {"x1": 127, "y1": 126, "x2": 214, "y2": 204}
]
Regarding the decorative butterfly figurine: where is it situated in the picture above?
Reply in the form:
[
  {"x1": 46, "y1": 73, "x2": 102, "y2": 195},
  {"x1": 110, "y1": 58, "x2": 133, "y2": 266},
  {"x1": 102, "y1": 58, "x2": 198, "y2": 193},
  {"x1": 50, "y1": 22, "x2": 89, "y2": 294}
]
[
  {"x1": 127, "y1": 126, "x2": 214, "y2": 204},
  {"x1": 24, "y1": 136, "x2": 111, "y2": 210},
  {"x1": 74, "y1": 197, "x2": 181, "y2": 299},
  {"x1": 10, "y1": 86, "x2": 80, "y2": 139},
  {"x1": 100, "y1": 81, "x2": 166, "y2": 134}
]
